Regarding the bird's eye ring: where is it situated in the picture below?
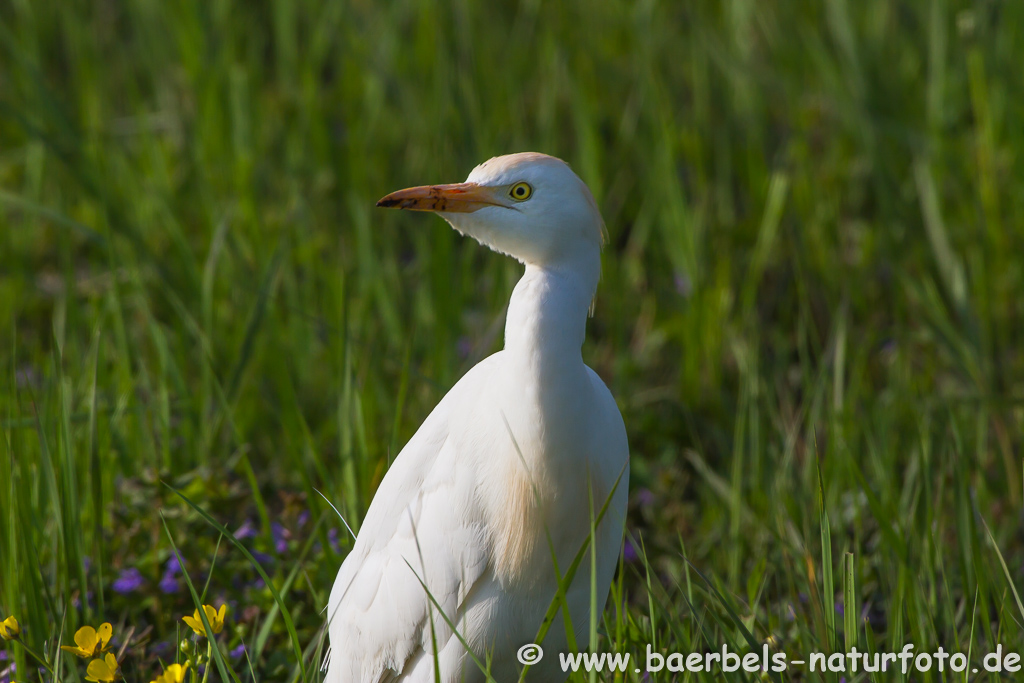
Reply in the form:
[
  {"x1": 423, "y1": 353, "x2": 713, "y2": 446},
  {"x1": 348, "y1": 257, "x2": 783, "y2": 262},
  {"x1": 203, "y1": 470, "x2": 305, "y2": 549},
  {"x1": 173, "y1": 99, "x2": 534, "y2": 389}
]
[{"x1": 509, "y1": 182, "x2": 533, "y2": 201}]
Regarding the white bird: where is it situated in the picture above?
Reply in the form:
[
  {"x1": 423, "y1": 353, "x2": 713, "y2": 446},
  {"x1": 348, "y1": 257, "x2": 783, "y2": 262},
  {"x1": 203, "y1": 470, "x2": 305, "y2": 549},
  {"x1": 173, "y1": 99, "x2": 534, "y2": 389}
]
[{"x1": 325, "y1": 153, "x2": 629, "y2": 682}]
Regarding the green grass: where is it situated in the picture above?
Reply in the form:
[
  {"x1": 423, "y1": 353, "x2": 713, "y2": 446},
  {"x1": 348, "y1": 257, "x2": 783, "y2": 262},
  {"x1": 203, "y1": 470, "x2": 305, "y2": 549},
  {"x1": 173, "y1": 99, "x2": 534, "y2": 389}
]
[{"x1": 2, "y1": 0, "x2": 1023, "y2": 680}]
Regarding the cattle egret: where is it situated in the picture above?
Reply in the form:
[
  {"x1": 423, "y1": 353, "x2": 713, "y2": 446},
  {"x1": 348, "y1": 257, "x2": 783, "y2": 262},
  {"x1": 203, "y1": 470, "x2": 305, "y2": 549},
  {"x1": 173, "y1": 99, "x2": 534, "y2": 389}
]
[{"x1": 325, "y1": 153, "x2": 629, "y2": 682}]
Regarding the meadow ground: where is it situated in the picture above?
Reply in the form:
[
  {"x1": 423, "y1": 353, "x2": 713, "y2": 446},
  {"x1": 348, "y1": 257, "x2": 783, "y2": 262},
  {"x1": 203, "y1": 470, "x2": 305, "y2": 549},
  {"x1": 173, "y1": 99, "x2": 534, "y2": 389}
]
[{"x1": 1, "y1": 1, "x2": 1023, "y2": 681}]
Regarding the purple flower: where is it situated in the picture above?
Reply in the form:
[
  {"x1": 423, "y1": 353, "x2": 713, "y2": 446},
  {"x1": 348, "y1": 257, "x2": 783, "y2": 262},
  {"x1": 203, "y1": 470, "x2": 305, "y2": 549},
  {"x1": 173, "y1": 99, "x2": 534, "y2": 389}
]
[
  {"x1": 159, "y1": 572, "x2": 180, "y2": 594},
  {"x1": 623, "y1": 538, "x2": 639, "y2": 563},
  {"x1": 112, "y1": 567, "x2": 145, "y2": 594},
  {"x1": 159, "y1": 555, "x2": 181, "y2": 593},
  {"x1": 634, "y1": 488, "x2": 655, "y2": 508},
  {"x1": 230, "y1": 644, "x2": 246, "y2": 659},
  {"x1": 15, "y1": 365, "x2": 39, "y2": 389},
  {"x1": 271, "y1": 522, "x2": 290, "y2": 554},
  {"x1": 251, "y1": 550, "x2": 274, "y2": 567},
  {"x1": 835, "y1": 600, "x2": 844, "y2": 617},
  {"x1": 674, "y1": 271, "x2": 693, "y2": 298},
  {"x1": 297, "y1": 511, "x2": 310, "y2": 528},
  {"x1": 72, "y1": 590, "x2": 94, "y2": 608},
  {"x1": 234, "y1": 519, "x2": 258, "y2": 540},
  {"x1": 328, "y1": 528, "x2": 340, "y2": 553}
]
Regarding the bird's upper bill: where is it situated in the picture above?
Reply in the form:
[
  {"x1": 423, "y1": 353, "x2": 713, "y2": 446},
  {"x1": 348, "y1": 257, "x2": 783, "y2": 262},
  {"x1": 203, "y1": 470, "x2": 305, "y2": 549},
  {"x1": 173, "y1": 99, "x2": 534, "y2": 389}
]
[{"x1": 376, "y1": 183, "x2": 506, "y2": 213}]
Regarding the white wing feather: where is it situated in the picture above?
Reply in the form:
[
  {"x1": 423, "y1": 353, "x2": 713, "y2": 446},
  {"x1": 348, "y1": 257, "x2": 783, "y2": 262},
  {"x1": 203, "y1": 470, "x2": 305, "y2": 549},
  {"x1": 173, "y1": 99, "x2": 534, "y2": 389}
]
[{"x1": 325, "y1": 356, "x2": 500, "y2": 682}]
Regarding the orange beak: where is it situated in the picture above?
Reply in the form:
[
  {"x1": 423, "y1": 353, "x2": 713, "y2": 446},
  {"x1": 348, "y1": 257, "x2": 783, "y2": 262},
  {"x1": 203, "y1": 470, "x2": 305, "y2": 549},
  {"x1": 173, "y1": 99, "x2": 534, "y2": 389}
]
[{"x1": 376, "y1": 182, "x2": 503, "y2": 213}]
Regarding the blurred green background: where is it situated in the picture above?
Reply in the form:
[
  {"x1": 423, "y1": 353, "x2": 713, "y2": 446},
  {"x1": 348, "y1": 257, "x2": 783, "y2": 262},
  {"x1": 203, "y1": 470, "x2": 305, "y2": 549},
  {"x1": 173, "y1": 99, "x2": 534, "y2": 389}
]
[{"x1": 1, "y1": 0, "x2": 1022, "y2": 680}]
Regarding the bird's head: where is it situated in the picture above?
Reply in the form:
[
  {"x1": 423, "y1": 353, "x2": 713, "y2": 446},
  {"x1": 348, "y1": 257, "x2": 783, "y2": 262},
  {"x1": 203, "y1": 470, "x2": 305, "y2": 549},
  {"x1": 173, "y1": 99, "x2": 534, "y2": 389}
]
[{"x1": 376, "y1": 152, "x2": 605, "y2": 268}]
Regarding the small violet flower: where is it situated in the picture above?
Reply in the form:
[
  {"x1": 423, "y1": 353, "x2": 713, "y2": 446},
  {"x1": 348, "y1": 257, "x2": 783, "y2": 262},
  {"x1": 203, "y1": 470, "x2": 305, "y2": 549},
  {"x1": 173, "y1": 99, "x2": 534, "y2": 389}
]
[
  {"x1": 622, "y1": 538, "x2": 639, "y2": 563},
  {"x1": 271, "y1": 522, "x2": 290, "y2": 554},
  {"x1": 234, "y1": 519, "x2": 257, "y2": 540},
  {"x1": 251, "y1": 550, "x2": 274, "y2": 568},
  {"x1": 71, "y1": 590, "x2": 94, "y2": 609},
  {"x1": 112, "y1": 568, "x2": 144, "y2": 594},
  {"x1": 634, "y1": 488, "x2": 656, "y2": 508},
  {"x1": 159, "y1": 557, "x2": 181, "y2": 594},
  {"x1": 328, "y1": 528, "x2": 340, "y2": 554},
  {"x1": 159, "y1": 573, "x2": 180, "y2": 594}
]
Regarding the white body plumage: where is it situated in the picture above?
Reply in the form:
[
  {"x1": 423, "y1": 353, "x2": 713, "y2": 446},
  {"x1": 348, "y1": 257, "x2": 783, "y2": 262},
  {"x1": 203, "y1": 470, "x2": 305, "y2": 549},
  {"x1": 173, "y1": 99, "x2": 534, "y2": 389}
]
[{"x1": 325, "y1": 153, "x2": 629, "y2": 682}]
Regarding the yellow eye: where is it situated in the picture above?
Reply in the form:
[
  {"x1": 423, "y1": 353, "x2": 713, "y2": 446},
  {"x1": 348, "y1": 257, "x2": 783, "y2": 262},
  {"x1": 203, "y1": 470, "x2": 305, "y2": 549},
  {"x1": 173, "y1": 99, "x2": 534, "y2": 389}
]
[{"x1": 509, "y1": 182, "x2": 533, "y2": 201}]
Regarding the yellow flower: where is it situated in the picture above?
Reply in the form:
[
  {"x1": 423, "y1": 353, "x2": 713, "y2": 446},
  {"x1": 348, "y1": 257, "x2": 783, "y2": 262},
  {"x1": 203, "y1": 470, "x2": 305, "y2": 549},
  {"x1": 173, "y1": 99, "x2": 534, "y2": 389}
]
[
  {"x1": 0, "y1": 615, "x2": 20, "y2": 640},
  {"x1": 85, "y1": 652, "x2": 120, "y2": 682},
  {"x1": 182, "y1": 604, "x2": 226, "y2": 636},
  {"x1": 60, "y1": 622, "x2": 113, "y2": 658},
  {"x1": 150, "y1": 662, "x2": 189, "y2": 683}
]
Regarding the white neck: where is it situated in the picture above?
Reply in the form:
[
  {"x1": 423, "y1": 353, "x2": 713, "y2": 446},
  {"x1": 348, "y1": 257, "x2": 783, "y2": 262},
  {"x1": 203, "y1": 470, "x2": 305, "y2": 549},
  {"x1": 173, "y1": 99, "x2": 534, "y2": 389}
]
[{"x1": 503, "y1": 247, "x2": 600, "y2": 364}]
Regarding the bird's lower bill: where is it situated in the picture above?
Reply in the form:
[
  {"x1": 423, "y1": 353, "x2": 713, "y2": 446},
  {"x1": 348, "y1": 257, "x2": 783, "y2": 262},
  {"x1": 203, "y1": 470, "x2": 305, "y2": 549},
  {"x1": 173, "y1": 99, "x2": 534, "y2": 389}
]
[{"x1": 376, "y1": 182, "x2": 503, "y2": 213}]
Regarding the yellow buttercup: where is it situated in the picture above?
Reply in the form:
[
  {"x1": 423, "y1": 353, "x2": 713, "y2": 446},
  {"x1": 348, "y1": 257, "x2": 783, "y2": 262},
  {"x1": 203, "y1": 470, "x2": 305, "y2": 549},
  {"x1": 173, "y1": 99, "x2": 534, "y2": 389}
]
[
  {"x1": 0, "y1": 615, "x2": 20, "y2": 640},
  {"x1": 61, "y1": 622, "x2": 113, "y2": 658},
  {"x1": 150, "y1": 662, "x2": 189, "y2": 683},
  {"x1": 182, "y1": 604, "x2": 226, "y2": 636},
  {"x1": 85, "y1": 653, "x2": 119, "y2": 682}
]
